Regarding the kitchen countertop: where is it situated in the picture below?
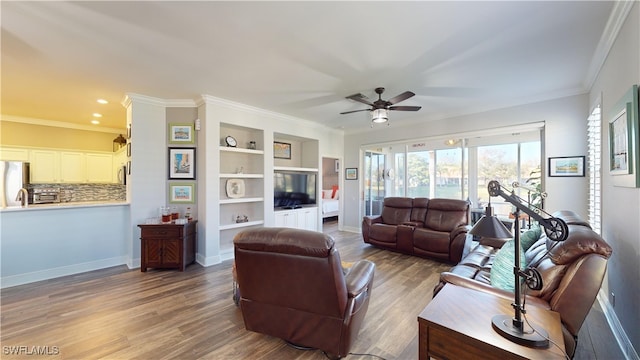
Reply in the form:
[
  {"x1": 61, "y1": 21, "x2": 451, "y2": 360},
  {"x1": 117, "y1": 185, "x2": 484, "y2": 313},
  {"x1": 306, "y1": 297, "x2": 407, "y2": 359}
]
[{"x1": 1, "y1": 200, "x2": 129, "y2": 212}]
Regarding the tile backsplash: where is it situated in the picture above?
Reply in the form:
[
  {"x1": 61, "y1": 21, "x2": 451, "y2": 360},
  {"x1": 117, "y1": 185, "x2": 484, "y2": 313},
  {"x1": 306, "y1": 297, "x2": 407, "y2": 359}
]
[{"x1": 30, "y1": 183, "x2": 126, "y2": 202}]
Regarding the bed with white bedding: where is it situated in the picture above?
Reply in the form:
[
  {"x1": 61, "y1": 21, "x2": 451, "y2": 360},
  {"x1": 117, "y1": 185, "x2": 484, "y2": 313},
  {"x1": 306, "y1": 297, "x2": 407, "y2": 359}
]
[{"x1": 321, "y1": 189, "x2": 340, "y2": 218}]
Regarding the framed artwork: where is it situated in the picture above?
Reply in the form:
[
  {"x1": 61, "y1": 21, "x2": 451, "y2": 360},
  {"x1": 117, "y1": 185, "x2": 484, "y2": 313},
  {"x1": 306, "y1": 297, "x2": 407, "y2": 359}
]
[
  {"x1": 169, "y1": 182, "x2": 195, "y2": 204},
  {"x1": 168, "y1": 147, "x2": 196, "y2": 180},
  {"x1": 345, "y1": 167, "x2": 358, "y2": 180},
  {"x1": 168, "y1": 123, "x2": 195, "y2": 144},
  {"x1": 274, "y1": 141, "x2": 291, "y2": 159},
  {"x1": 608, "y1": 84, "x2": 640, "y2": 187},
  {"x1": 548, "y1": 156, "x2": 585, "y2": 177}
]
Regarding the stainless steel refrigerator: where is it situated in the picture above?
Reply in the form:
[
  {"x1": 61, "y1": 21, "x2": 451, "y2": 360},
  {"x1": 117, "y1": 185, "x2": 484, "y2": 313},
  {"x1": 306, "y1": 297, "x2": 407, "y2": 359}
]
[{"x1": 0, "y1": 161, "x2": 30, "y2": 207}]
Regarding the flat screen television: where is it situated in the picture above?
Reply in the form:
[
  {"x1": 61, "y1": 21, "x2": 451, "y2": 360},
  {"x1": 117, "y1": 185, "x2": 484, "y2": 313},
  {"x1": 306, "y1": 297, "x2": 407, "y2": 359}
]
[{"x1": 274, "y1": 171, "x2": 316, "y2": 209}]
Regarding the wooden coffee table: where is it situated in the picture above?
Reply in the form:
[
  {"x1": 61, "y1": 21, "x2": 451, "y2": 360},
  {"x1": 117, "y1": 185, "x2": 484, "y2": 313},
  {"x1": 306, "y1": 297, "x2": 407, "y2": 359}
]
[{"x1": 418, "y1": 284, "x2": 566, "y2": 360}]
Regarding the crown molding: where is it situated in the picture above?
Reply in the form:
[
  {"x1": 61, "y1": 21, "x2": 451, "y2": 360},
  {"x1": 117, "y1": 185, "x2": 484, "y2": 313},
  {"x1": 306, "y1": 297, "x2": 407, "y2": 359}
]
[
  {"x1": 583, "y1": 1, "x2": 635, "y2": 90},
  {"x1": 0, "y1": 115, "x2": 124, "y2": 134},
  {"x1": 198, "y1": 94, "x2": 344, "y2": 135}
]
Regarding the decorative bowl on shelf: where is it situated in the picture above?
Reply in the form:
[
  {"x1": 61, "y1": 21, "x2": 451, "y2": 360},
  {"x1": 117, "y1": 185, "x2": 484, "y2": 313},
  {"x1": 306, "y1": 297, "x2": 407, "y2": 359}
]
[{"x1": 226, "y1": 179, "x2": 245, "y2": 198}]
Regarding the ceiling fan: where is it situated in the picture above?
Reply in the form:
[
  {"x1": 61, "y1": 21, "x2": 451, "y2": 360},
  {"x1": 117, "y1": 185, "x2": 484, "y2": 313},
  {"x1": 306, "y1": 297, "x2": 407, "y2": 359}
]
[{"x1": 340, "y1": 87, "x2": 421, "y2": 124}]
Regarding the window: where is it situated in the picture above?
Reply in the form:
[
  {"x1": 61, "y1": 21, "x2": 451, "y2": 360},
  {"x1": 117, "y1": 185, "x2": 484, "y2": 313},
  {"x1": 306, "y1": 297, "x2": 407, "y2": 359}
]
[
  {"x1": 476, "y1": 141, "x2": 540, "y2": 216},
  {"x1": 407, "y1": 150, "x2": 432, "y2": 197},
  {"x1": 588, "y1": 105, "x2": 602, "y2": 234},
  {"x1": 363, "y1": 127, "x2": 542, "y2": 214},
  {"x1": 435, "y1": 148, "x2": 463, "y2": 199}
]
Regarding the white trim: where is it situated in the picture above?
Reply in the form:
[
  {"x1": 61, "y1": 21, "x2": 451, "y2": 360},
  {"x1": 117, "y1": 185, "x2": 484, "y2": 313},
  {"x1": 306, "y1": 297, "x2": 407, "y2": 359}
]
[
  {"x1": 196, "y1": 253, "x2": 221, "y2": 267},
  {"x1": 583, "y1": 1, "x2": 635, "y2": 90},
  {"x1": 598, "y1": 290, "x2": 640, "y2": 360},
  {"x1": 0, "y1": 256, "x2": 128, "y2": 289},
  {"x1": 199, "y1": 94, "x2": 344, "y2": 136},
  {"x1": 360, "y1": 121, "x2": 545, "y2": 149}
]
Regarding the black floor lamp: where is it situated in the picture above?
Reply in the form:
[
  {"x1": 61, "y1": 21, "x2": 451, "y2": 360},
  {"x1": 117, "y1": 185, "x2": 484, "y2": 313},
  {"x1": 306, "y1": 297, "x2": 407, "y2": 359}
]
[{"x1": 469, "y1": 180, "x2": 568, "y2": 348}]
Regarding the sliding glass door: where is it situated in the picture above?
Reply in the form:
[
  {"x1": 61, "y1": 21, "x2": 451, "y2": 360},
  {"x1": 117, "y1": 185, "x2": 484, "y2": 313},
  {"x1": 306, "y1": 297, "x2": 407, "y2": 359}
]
[{"x1": 364, "y1": 151, "x2": 385, "y2": 216}]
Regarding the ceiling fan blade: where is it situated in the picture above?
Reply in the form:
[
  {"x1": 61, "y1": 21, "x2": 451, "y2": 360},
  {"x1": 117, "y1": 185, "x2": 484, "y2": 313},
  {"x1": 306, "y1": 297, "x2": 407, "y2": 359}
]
[
  {"x1": 387, "y1": 91, "x2": 415, "y2": 105},
  {"x1": 345, "y1": 93, "x2": 374, "y2": 106},
  {"x1": 388, "y1": 105, "x2": 422, "y2": 111},
  {"x1": 340, "y1": 109, "x2": 371, "y2": 115}
]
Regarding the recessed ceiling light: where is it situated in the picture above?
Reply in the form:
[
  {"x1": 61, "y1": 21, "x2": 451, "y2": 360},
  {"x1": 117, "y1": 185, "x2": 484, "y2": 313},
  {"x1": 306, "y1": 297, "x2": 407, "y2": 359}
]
[
  {"x1": 93, "y1": 113, "x2": 103, "y2": 118},
  {"x1": 97, "y1": 99, "x2": 108, "y2": 104},
  {"x1": 91, "y1": 120, "x2": 100, "y2": 125}
]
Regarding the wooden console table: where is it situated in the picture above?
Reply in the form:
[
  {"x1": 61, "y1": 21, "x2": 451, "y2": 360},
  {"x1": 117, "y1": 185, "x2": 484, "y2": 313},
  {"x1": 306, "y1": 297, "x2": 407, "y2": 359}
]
[
  {"x1": 418, "y1": 284, "x2": 566, "y2": 360},
  {"x1": 138, "y1": 220, "x2": 197, "y2": 272}
]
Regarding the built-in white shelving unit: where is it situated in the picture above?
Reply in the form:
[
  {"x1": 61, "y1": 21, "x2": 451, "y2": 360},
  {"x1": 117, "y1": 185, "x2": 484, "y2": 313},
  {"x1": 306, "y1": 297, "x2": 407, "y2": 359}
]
[
  {"x1": 219, "y1": 123, "x2": 266, "y2": 250},
  {"x1": 273, "y1": 132, "x2": 320, "y2": 231}
]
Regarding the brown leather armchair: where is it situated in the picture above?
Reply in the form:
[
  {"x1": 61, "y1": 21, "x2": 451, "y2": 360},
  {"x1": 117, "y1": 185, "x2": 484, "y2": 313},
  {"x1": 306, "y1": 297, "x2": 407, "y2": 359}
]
[{"x1": 233, "y1": 227, "x2": 375, "y2": 359}]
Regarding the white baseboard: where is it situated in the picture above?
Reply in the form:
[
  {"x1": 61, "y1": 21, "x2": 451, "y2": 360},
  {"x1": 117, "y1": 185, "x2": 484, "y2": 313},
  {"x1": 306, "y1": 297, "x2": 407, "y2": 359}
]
[
  {"x1": 0, "y1": 256, "x2": 128, "y2": 289},
  {"x1": 127, "y1": 258, "x2": 140, "y2": 269},
  {"x1": 196, "y1": 253, "x2": 221, "y2": 267},
  {"x1": 598, "y1": 290, "x2": 639, "y2": 360}
]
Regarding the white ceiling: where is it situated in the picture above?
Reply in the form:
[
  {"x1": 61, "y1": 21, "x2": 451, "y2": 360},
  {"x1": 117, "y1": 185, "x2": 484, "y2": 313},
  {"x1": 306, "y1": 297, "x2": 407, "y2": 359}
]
[{"x1": 1, "y1": 1, "x2": 616, "y2": 133}]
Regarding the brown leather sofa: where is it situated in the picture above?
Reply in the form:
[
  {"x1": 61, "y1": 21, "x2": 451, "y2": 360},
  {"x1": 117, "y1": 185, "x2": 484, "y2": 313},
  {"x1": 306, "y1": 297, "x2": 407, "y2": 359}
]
[
  {"x1": 362, "y1": 197, "x2": 470, "y2": 263},
  {"x1": 433, "y1": 210, "x2": 612, "y2": 358},
  {"x1": 233, "y1": 227, "x2": 375, "y2": 359}
]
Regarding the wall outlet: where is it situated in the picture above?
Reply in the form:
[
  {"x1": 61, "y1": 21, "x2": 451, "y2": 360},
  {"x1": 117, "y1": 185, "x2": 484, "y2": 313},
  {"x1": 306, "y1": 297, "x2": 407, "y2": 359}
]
[{"x1": 610, "y1": 292, "x2": 615, "y2": 307}]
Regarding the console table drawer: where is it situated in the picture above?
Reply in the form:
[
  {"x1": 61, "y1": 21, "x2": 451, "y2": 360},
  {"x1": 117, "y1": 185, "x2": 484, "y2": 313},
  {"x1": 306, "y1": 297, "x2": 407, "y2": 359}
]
[{"x1": 141, "y1": 226, "x2": 181, "y2": 238}]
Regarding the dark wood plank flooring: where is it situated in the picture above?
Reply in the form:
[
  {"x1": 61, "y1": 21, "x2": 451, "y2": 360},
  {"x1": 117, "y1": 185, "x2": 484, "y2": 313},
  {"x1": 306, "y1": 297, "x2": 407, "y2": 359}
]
[{"x1": 0, "y1": 221, "x2": 625, "y2": 359}]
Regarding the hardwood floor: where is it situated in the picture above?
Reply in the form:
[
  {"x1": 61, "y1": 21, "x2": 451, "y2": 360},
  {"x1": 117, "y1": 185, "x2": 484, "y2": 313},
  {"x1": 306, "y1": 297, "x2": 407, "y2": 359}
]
[{"x1": 0, "y1": 221, "x2": 625, "y2": 359}]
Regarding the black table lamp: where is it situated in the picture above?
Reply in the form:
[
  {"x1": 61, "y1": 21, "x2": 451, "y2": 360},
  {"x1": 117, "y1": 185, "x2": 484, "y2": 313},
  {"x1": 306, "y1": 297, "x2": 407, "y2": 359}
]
[{"x1": 469, "y1": 180, "x2": 568, "y2": 348}]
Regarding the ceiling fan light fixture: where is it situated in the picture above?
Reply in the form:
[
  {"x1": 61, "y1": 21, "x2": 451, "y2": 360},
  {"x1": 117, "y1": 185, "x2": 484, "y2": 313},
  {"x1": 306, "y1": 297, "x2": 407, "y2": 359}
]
[{"x1": 371, "y1": 109, "x2": 389, "y2": 124}]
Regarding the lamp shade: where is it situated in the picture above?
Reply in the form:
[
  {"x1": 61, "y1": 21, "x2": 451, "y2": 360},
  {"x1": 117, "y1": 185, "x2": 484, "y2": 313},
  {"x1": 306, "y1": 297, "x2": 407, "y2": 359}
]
[
  {"x1": 469, "y1": 206, "x2": 513, "y2": 239},
  {"x1": 371, "y1": 109, "x2": 389, "y2": 123}
]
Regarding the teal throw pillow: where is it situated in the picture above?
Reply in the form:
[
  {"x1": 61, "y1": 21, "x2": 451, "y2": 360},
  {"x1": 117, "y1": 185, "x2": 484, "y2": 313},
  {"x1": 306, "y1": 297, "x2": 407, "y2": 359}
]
[
  {"x1": 520, "y1": 224, "x2": 542, "y2": 251},
  {"x1": 490, "y1": 240, "x2": 526, "y2": 292}
]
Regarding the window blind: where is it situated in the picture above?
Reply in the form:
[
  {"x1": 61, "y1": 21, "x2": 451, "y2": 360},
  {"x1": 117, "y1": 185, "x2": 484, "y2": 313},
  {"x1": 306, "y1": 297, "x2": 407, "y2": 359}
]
[{"x1": 587, "y1": 105, "x2": 601, "y2": 234}]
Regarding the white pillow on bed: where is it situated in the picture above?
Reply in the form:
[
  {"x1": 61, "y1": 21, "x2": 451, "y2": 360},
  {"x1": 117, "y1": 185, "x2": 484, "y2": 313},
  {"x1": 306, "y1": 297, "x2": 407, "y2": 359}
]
[
  {"x1": 322, "y1": 190, "x2": 333, "y2": 199},
  {"x1": 333, "y1": 190, "x2": 339, "y2": 199}
]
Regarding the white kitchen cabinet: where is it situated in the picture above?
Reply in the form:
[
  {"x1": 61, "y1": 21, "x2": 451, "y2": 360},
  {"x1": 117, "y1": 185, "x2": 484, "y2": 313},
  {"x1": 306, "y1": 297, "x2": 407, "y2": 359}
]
[
  {"x1": 27, "y1": 148, "x2": 117, "y2": 184},
  {"x1": 85, "y1": 152, "x2": 113, "y2": 183},
  {"x1": 0, "y1": 147, "x2": 30, "y2": 162},
  {"x1": 60, "y1": 151, "x2": 85, "y2": 183},
  {"x1": 30, "y1": 150, "x2": 59, "y2": 183}
]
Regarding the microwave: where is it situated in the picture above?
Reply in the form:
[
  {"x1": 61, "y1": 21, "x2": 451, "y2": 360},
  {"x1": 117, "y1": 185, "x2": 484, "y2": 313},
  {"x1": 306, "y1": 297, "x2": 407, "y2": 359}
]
[{"x1": 32, "y1": 188, "x2": 61, "y2": 204}]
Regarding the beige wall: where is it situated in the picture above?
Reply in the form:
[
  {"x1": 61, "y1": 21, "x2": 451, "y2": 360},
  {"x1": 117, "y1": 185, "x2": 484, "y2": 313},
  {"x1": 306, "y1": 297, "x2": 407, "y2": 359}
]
[{"x1": 0, "y1": 121, "x2": 118, "y2": 152}]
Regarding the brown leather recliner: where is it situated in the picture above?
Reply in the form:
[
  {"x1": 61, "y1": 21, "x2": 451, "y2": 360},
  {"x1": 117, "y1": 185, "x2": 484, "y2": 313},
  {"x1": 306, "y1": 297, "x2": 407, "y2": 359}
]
[{"x1": 233, "y1": 227, "x2": 376, "y2": 359}]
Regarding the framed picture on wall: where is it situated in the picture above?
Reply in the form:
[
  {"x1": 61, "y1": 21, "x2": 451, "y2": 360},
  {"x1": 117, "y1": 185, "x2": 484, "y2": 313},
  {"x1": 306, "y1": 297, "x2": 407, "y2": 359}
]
[
  {"x1": 345, "y1": 168, "x2": 358, "y2": 180},
  {"x1": 168, "y1": 123, "x2": 195, "y2": 144},
  {"x1": 548, "y1": 156, "x2": 585, "y2": 177},
  {"x1": 610, "y1": 108, "x2": 630, "y2": 174},
  {"x1": 169, "y1": 182, "x2": 195, "y2": 204},
  {"x1": 273, "y1": 141, "x2": 291, "y2": 159},
  {"x1": 168, "y1": 147, "x2": 196, "y2": 180},
  {"x1": 608, "y1": 84, "x2": 640, "y2": 187}
]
